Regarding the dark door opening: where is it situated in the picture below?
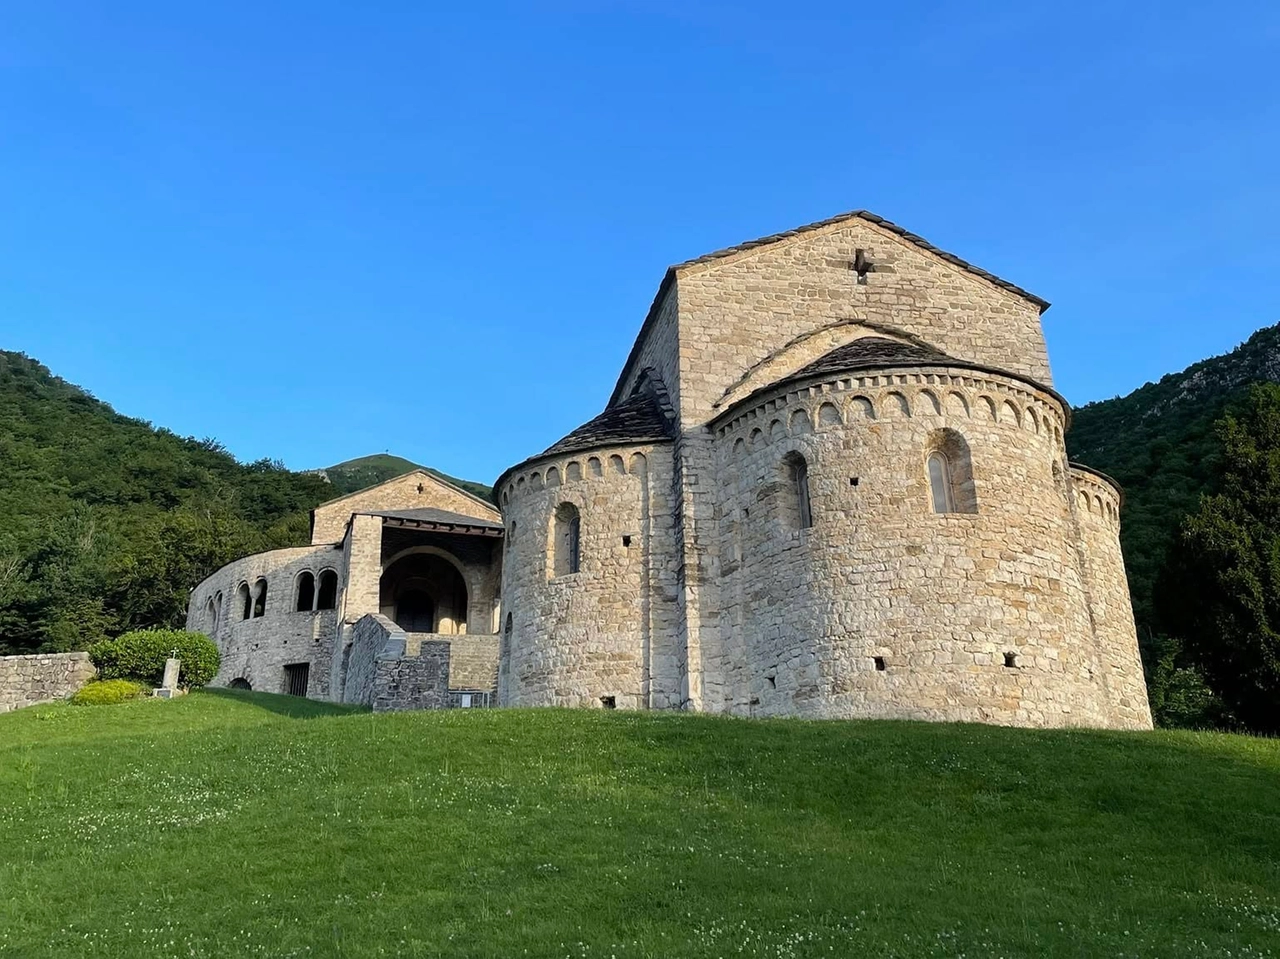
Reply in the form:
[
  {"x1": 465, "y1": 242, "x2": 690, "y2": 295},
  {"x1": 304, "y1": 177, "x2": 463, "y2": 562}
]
[
  {"x1": 395, "y1": 589, "x2": 436, "y2": 633},
  {"x1": 284, "y1": 663, "x2": 310, "y2": 697}
]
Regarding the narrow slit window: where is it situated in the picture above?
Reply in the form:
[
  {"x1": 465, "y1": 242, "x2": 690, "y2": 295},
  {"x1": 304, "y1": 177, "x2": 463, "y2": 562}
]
[
  {"x1": 928, "y1": 451, "x2": 955, "y2": 514},
  {"x1": 783, "y1": 452, "x2": 813, "y2": 529},
  {"x1": 553, "y1": 503, "x2": 581, "y2": 576}
]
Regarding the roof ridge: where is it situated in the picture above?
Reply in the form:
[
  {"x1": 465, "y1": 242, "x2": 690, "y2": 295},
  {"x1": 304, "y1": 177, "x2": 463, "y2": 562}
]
[
  {"x1": 608, "y1": 210, "x2": 1049, "y2": 407},
  {"x1": 314, "y1": 468, "x2": 499, "y2": 515},
  {"x1": 670, "y1": 211, "x2": 1048, "y2": 310}
]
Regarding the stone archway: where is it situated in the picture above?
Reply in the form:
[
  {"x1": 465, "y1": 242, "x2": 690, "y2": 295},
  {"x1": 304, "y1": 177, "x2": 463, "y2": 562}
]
[{"x1": 379, "y1": 552, "x2": 469, "y2": 634}]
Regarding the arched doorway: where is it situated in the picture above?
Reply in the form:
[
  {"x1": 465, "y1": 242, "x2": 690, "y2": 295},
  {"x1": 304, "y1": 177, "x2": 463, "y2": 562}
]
[
  {"x1": 229, "y1": 678, "x2": 252, "y2": 691},
  {"x1": 380, "y1": 552, "x2": 469, "y2": 634}
]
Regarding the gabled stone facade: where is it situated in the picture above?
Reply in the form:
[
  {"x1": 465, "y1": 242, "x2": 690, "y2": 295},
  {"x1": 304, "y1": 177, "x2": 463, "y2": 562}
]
[
  {"x1": 186, "y1": 470, "x2": 503, "y2": 710},
  {"x1": 494, "y1": 211, "x2": 1153, "y2": 729}
]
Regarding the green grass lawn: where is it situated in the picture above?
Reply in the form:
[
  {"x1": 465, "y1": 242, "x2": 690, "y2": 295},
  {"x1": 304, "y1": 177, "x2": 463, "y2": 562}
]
[{"x1": 1, "y1": 692, "x2": 1278, "y2": 958}]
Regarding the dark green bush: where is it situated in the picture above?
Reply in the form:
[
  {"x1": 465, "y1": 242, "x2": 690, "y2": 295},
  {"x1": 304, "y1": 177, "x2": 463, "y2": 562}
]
[
  {"x1": 88, "y1": 629, "x2": 220, "y2": 688},
  {"x1": 70, "y1": 679, "x2": 148, "y2": 706}
]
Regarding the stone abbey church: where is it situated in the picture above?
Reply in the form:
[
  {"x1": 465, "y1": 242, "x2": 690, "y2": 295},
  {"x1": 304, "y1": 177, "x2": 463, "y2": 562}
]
[{"x1": 187, "y1": 211, "x2": 1153, "y2": 729}]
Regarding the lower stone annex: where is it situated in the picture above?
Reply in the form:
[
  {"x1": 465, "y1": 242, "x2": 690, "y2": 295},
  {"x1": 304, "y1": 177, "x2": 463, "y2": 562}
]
[{"x1": 187, "y1": 210, "x2": 1153, "y2": 729}]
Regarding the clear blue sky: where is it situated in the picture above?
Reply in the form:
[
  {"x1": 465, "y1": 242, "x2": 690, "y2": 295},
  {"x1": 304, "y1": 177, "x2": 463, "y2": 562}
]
[{"x1": 2, "y1": 1, "x2": 1277, "y2": 486}]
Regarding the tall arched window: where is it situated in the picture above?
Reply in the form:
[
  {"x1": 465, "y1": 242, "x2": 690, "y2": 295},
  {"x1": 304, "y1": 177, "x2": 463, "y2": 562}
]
[
  {"x1": 252, "y1": 579, "x2": 268, "y2": 618},
  {"x1": 924, "y1": 429, "x2": 978, "y2": 514},
  {"x1": 782, "y1": 452, "x2": 813, "y2": 529},
  {"x1": 205, "y1": 596, "x2": 218, "y2": 632},
  {"x1": 927, "y1": 452, "x2": 954, "y2": 513},
  {"x1": 295, "y1": 571, "x2": 316, "y2": 612},
  {"x1": 238, "y1": 582, "x2": 252, "y2": 621},
  {"x1": 316, "y1": 569, "x2": 338, "y2": 611},
  {"x1": 553, "y1": 502, "x2": 581, "y2": 576}
]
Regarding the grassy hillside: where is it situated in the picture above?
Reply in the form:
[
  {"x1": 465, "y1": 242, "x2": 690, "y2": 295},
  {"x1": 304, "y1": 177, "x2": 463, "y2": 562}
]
[
  {"x1": 1068, "y1": 322, "x2": 1280, "y2": 630},
  {"x1": 317, "y1": 453, "x2": 494, "y2": 502},
  {"x1": 2, "y1": 695, "x2": 1278, "y2": 958}
]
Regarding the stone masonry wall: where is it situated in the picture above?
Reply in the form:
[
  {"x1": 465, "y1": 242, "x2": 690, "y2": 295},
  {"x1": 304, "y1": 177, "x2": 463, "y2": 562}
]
[
  {"x1": 614, "y1": 285, "x2": 682, "y2": 411},
  {"x1": 498, "y1": 443, "x2": 682, "y2": 709},
  {"x1": 0, "y1": 652, "x2": 96, "y2": 712},
  {"x1": 673, "y1": 218, "x2": 1052, "y2": 428},
  {"x1": 312, "y1": 471, "x2": 500, "y2": 544},
  {"x1": 372, "y1": 640, "x2": 452, "y2": 712},
  {"x1": 428, "y1": 633, "x2": 499, "y2": 691},
  {"x1": 1070, "y1": 468, "x2": 1154, "y2": 727},
  {"x1": 187, "y1": 544, "x2": 344, "y2": 698},
  {"x1": 343, "y1": 614, "x2": 401, "y2": 706},
  {"x1": 707, "y1": 362, "x2": 1150, "y2": 729}
]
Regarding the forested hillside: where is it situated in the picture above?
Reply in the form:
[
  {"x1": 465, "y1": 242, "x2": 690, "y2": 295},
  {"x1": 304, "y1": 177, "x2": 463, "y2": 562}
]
[
  {"x1": 1067, "y1": 322, "x2": 1280, "y2": 632},
  {"x1": 0, "y1": 353, "x2": 486, "y2": 655}
]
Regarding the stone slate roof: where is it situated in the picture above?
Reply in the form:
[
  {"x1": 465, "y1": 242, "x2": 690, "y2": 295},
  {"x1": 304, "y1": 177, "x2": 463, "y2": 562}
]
[
  {"x1": 495, "y1": 391, "x2": 673, "y2": 492},
  {"x1": 786, "y1": 337, "x2": 955, "y2": 382},
  {"x1": 610, "y1": 210, "x2": 1050, "y2": 407},
  {"x1": 541, "y1": 390, "x2": 674, "y2": 458},
  {"x1": 361, "y1": 507, "x2": 505, "y2": 532},
  {"x1": 713, "y1": 334, "x2": 1072, "y2": 426}
]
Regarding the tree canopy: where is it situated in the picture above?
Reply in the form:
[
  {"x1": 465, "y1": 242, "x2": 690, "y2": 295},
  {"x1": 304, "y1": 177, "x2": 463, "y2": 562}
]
[
  {"x1": 1156, "y1": 384, "x2": 1280, "y2": 733},
  {"x1": 0, "y1": 353, "x2": 342, "y2": 653}
]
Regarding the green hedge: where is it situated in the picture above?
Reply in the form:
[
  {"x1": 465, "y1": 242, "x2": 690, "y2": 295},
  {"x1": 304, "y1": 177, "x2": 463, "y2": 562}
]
[
  {"x1": 70, "y1": 679, "x2": 148, "y2": 706},
  {"x1": 88, "y1": 630, "x2": 220, "y2": 689}
]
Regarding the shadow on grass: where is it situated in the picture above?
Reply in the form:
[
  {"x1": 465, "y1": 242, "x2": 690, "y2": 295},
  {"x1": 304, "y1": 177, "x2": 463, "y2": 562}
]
[{"x1": 196, "y1": 687, "x2": 367, "y2": 719}]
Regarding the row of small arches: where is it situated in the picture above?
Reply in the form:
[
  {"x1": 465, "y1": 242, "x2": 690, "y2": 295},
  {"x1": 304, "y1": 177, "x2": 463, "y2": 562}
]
[
  {"x1": 209, "y1": 569, "x2": 339, "y2": 626},
  {"x1": 503, "y1": 451, "x2": 649, "y2": 505},
  {"x1": 1076, "y1": 488, "x2": 1119, "y2": 525},
  {"x1": 727, "y1": 389, "x2": 1060, "y2": 455},
  {"x1": 727, "y1": 384, "x2": 1064, "y2": 448}
]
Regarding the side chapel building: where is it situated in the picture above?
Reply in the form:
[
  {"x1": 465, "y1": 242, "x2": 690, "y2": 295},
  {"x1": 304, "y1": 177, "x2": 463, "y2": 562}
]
[{"x1": 187, "y1": 211, "x2": 1153, "y2": 729}]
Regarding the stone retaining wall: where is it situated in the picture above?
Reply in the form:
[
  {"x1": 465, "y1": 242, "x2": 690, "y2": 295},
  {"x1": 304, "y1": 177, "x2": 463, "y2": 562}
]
[{"x1": 0, "y1": 652, "x2": 97, "y2": 713}]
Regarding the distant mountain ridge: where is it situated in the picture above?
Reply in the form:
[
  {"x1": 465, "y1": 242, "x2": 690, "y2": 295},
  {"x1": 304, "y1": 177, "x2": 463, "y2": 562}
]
[
  {"x1": 1068, "y1": 321, "x2": 1280, "y2": 630},
  {"x1": 308, "y1": 454, "x2": 493, "y2": 502}
]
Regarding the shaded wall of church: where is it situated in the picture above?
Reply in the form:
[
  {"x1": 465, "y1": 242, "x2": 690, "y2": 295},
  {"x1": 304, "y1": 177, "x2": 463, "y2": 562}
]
[{"x1": 1069, "y1": 468, "x2": 1154, "y2": 728}]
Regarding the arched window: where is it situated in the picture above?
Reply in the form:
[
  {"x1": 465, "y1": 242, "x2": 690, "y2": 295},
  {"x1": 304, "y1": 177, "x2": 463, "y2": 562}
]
[
  {"x1": 205, "y1": 596, "x2": 218, "y2": 632},
  {"x1": 553, "y1": 502, "x2": 581, "y2": 576},
  {"x1": 927, "y1": 452, "x2": 954, "y2": 513},
  {"x1": 924, "y1": 429, "x2": 978, "y2": 514},
  {"x1": 252, "y1": 579, "x2": 268, "y2": 618},
  {"x1": 782, "y1": 452, "x2": 813, "y2": 529},
  {"x1": 316, "y1": 569, "x2": 338, "y2": 611},
  {"x1": 238, "y1": 583, "x2": 251, "y2": 621},
  {"x1": 295, "y1": 571, "x2": 316, "y2": 612},
  {"x1": 503, "y1": 612, "x2": 513, "y2": 653}
]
